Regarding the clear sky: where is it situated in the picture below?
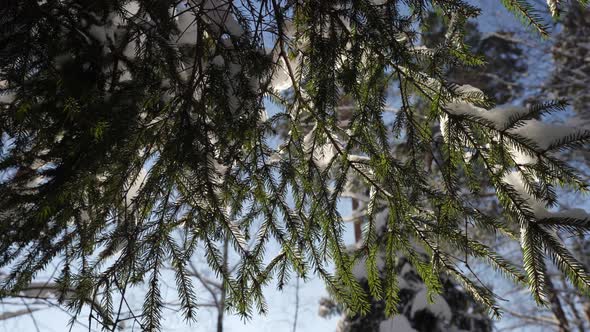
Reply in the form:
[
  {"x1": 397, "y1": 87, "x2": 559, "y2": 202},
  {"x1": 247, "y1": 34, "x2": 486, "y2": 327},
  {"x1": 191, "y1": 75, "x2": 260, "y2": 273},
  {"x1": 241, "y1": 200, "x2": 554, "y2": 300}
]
[
  {"x1": 0, "y1": 199, "x2": 355, "y2": 332},
  {"x1": 0, "y1": 1, "x2": 579, "y2": 332}
]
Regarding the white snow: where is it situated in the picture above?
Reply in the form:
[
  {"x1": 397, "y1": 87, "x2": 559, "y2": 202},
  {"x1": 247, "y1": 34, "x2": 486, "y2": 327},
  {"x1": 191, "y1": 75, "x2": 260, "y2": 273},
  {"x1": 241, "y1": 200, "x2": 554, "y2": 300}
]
[
  {"x1": 303, "y1": 125, "x2": 342, "y2": 171},
  {"x1": 352, "y1": 256, "x2": 368, "y2": 280},
  {"x1": 271, "y1": 57, "x2": 295, "y2": 92},
  {"x1": 347, "y1": 154, "x2": 371, "y2": 163},
  {"x1": 80, "y1": 210, "x2": 90, "y2": 223},
  {"x1": 88, "y1": 24, "x2": 108, "y2": 43},
  {"x1": 508, "y1": 145, "x2": 538, "y2": 165},
  {"x1": 25, "y1": 175, "x2": 46, "y2": 189},
  {"x1": 441, "y1": 84, "x2": 587, "y2": 168},
  {"x1": 118, "y1": 63, "x2": 132, "y2": 82},
  {"x1": 399, "y1": 262, "x2": 412, "y2": 277},
  {"x1": 211, "y1": 156, "x2": 229, "y2": 181},
  {"x1": 352, "y1": 253, "x2": 385, "y2": 280},
  {"x1": 87, "y1": 11, "x2": 132, "y2": 57},
  {"x1": 196, "y1": 0, "x2": 245, "y2": 38},
  {"x1": 410, "y1": 288, "x2": 452, "y2": 322},
  {"x1": 125, "y1": 168, "x2": 148, "y2": 207},
  {"x1": 269, "y1": 29, "x2": 310, "y2": 92},
  {"x1": 444, "y1": 102, "x2": 528, "y2": 130},
  {"x1": 123, "y1": 43, "x2": 136, "y2": 60},
  {"x1": 445, "y1": 99, "x2": 582, "y2": 152},
  {"x1": 541, "y1": 208, "x2": 590, "y2": 220},
  {"x1": 397, "y1": 275, "x2": 409, "y2": 290},
  {"x1": 19, "y1": 283, "x2": 60, "y2": 299},
  {"x1": 455, "y1": 84, "x2": 482, "y2": 95},
  {"x1": 508, "y1": 119, "x2": 579, "y2": 150},
  {"x1": 379, "y1": 315, "x2": 418, "y2": 332},
  {"x1": 54, "y1": 131, "x2": 65, "y2": 143},
  {"x1": 176, "y1": 3, "x2": 198, "y2": 45},
  {"x1": 259, "y1": 109, "x2": 268, "y2": 123},
  {"x1": 123, "y1": 1, "x2": 140, "y2": 17},
  {"x1": 502, "y1": 171, "x2": 590, "y2": 220},
  {"x1": 30, "y1": 159, "x2": 46, "y2": 170},
  {"x1": 0, "y1": 91, "x2": 16, "y2": 104},
  {"x1": 0, "y1": 80, "x2": 14, "y2": 104},
  {"x1": 211, "y1": 55, "x2": 225, "y2": 67},
  {"x1": 375, "y1": 209, "x2": 389, "y2": 231},
  {"x1": 502, "y1": 171, "x2": 547, "y2": 217}
]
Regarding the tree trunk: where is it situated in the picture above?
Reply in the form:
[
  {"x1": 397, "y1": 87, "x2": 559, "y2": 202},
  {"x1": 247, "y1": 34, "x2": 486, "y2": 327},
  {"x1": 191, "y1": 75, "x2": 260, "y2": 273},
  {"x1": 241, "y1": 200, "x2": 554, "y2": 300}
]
[
  {"x1": 217, "y1": 236, "x2": 229, "y2": 332},
  {"x1": 352, "y1": 199, "x2": 361, "y2": 242},
  {"x1": 545, "y1": 272, "x2": 570, "y2": 332}
]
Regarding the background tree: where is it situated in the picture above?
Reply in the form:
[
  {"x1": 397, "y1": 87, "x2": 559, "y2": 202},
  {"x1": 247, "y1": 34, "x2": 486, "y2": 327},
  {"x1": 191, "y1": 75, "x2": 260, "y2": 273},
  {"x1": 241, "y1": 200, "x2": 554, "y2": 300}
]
[
  {"x1": 1, "y1": 1, "x2": 590, "y2": 331},
  {"x1": 484, "y1": 2, "x2": 590, "y2": 331},
  {"x1": 318, "y1": 11, "x2": 530, "y2": 331}
]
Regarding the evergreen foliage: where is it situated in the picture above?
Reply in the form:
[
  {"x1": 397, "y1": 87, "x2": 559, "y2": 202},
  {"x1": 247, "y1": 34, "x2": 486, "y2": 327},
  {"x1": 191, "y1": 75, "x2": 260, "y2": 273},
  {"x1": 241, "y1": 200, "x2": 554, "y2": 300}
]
[
  {"x1": 0, "y1": 0, "x2": 589, "y2": 330},
  {"x1": 320, "y1": 255, "x2": 494, "y2": 332},
  {"x1": 319, "y1": 209, "x2": 494, "y2": 332}
]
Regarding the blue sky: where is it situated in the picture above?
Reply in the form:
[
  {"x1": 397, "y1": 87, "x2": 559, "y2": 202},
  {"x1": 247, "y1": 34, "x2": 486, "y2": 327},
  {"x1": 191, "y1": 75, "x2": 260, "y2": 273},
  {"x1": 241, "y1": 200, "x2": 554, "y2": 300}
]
[
  {"x1": 1, "y1": 1, "x2": 584, "y2": 332},
  {"x1": 0, "y1": 198, "x2": 355, "y2": 332}
]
